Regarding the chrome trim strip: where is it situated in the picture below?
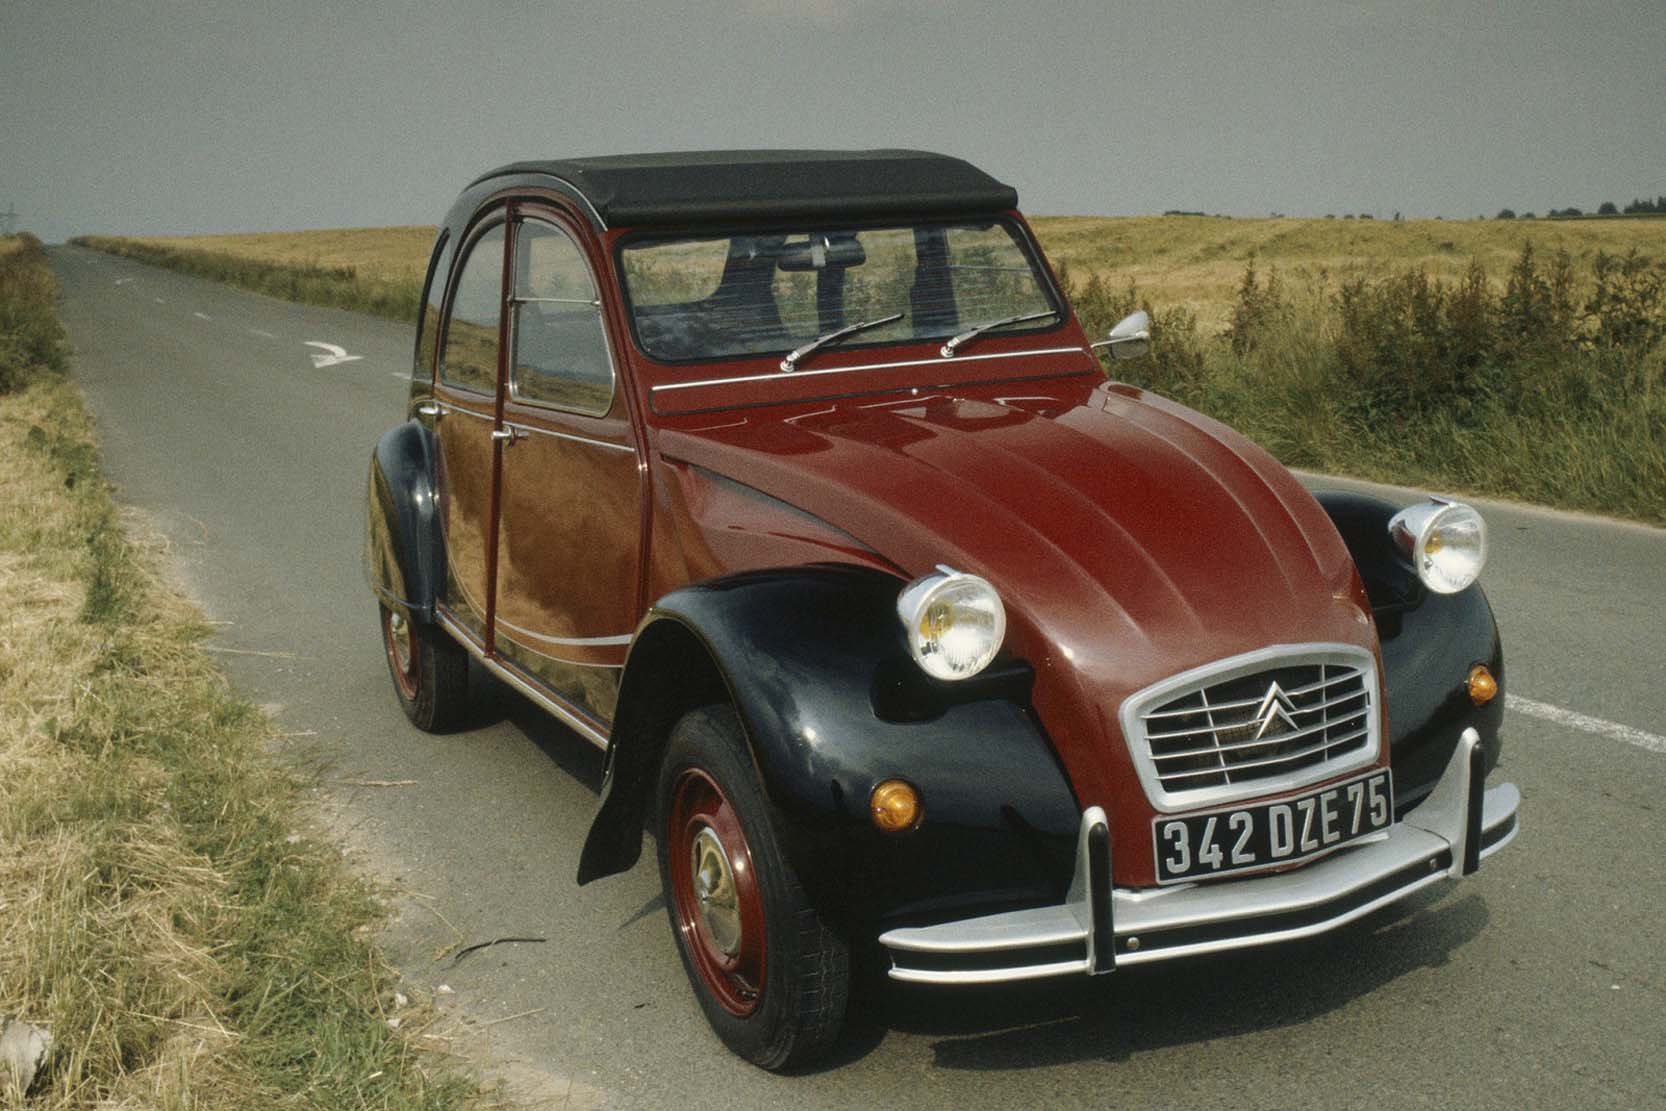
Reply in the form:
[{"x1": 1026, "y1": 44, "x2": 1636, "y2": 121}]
[
  {"x1": 649, "y1": 345, "x2": 1088, "y2": 394},
  {"x1": 493, "y1": 614, "x2": 632, "y2": 651},
  {"x1": 499, "y1": 417, "x2": 636, "y2": 453},
  {"x1": 434, "y1": 401, "x2": 635, "y2": 453},
  {"x1": 879, "y1": 732, "x2": 1521, "y2": 985},
  {"x1": 435, "y1": 610, "x2": 610, "y2": 750},
  {"x1": 1120, "y1": 643, "x2": 1381, "y2": 814}
]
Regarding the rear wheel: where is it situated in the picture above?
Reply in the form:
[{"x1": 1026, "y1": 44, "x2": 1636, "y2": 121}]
[
  {"x1": 657, "y1": 706, "x2": 849, "y2": 1069},
  {"x1": 379, "y1": 604, "x2": 468, "y2": 732}
]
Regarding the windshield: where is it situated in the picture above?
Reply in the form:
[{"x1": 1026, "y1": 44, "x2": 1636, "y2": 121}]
[{"x1": 617, "y1": 219, "x2": 1059, "y2": 363}]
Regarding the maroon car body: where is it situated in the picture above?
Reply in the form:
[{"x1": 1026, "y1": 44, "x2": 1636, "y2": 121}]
[{"x1": 366, "y1": 150, "x2": 1520, "y2": 1068}]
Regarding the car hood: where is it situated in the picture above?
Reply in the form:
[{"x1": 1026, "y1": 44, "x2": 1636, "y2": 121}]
[{"x1": 654, "y1": 380, "x2": 1377, "y2": 823}]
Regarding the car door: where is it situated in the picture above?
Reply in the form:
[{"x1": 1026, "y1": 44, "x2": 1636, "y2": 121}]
[
  {"x1": 432, "y1": 217, "x2": 507, "y2": 646},
  {"x1": 492, "y1": 207, "x2": 643, "y2": 726}
]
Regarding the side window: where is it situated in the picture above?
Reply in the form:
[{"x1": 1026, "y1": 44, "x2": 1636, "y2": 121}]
[
  {"x1": 440, "y1": 223, "x2": 505, "y2": 394},
  {"x1": 413, "y1": 230, "x2": 451, "y2": 381},
  {"x1": 510, "y1": 221, "x2": 614, "y2": 415}
]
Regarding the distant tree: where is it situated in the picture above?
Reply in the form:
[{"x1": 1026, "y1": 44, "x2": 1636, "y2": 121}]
[
  {"x1": 1393, "y1": 211, "x2": 1403, "y2": 221},
  {"x1": 1522, "y1": 212, "x2": 1536, "y2": 219},
  {"x1": 1496, "y1": 208, "x2": 1517, "y2": 220},
  {"x1": 1598, "y1": 201, "x2": 1619, "y2": 216},
  {"x1": 1325, "y1": 214, "x2": 1336, "y2": 219},
  {"x1": 1360, "y1": 213, "x2": 1375, "y2": 220}
]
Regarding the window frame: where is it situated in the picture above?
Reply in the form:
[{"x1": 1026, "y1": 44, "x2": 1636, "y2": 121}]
[{"x1": 505, "y1": 214, "x2": 617, "y2": 418}]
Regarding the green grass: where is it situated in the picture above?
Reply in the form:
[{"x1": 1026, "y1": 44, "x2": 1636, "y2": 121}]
[
  {"x1": 0, "y1": 234, "x2": 475, "y2": 1108},
  {"x1": 1069, "y1": 244, "x2": 1666, "y2": 524}
]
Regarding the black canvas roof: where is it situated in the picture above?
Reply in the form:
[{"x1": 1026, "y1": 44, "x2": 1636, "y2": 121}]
[{"x1": 468, "y1": 149, "x2": 1019, "y2": 228}]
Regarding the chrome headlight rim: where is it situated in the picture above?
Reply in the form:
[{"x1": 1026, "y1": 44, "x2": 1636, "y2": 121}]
[
  {"x1": 896, "y1": 565, "x2": 1007, "y2": 682},
  {"x1": 1388, "y1": 497, "x2": 1488, "y2": 595}
]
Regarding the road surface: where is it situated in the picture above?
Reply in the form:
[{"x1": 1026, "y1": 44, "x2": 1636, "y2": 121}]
[{"x1": 50, "y1": 245, "x2": 1666, "y2": 1109}]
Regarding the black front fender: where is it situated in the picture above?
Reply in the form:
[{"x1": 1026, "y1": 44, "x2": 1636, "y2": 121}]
[
  {"x1": 1315, "y1": 490, "x2": 1506, "y2": 812},
  {"x1": 364, "y1": 420, "x2": 445, "y2": 624},
  {"x1": 578, "y1": 564, "x2": 1082, "y2": 931}
]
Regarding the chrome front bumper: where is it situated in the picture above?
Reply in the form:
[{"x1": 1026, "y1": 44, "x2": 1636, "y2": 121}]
[{"x1": 880, "y1": 728, "x2": 1520, "y2": 985}]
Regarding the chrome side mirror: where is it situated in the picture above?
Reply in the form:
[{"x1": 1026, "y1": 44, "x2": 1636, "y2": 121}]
[{"x1": 1090, "y1": 310, "x2": 1151, "y2": 360}]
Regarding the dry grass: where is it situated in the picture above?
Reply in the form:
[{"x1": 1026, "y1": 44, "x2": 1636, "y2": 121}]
[
  {"x1": 1032, "y1": 214, "x2": 1666, "y2": 331},
  {"x1": 0, "y1": 243, "x2": 473, "y2": 1108}
]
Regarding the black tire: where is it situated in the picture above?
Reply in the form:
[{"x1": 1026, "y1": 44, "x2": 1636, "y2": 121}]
[
  {"x1": 379, "y1": 605, "x2": 469, "y2": 732},
  {"x1": 656, "y1": 705, "x2": 850, "y2": 1070}
]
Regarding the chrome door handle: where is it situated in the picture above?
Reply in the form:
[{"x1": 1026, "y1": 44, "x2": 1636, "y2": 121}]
[
  {"x1": 491, "y1": 427, "x2": 526, "y2": 445},
  {"x1": 418, "y1": 403, "x2": 442, "y2": 417}
]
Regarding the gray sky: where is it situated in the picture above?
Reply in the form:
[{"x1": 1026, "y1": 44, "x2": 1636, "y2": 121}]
[{"x1": 4, "y1": 0, "x2": 1663, "y2": 244}]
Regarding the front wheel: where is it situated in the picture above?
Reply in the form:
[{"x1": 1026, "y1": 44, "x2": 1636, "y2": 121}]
[
  {"x1": 379, "y1": 604, "x2": 468, "y2": 732},
  {"x1": 656, "y1": 706, "x2": 849, "y2": 1069}
]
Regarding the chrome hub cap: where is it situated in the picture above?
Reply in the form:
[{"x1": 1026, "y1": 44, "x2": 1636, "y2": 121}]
[{"x1": 690, "y1": 826, "x2": 741, "y2": 956}]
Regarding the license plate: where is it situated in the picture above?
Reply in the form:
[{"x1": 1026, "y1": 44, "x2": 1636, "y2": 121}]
[{"x1": 1152, "y1": 769, "x2": 1393, "y2": 884}]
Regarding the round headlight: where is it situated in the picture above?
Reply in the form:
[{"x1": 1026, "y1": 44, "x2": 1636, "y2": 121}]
[
  {"x1": 1388, "y1": 499, "x2": 1487, "y2": 594},
  {"x1": 896, "y1": 567, "x2": 1006, "y2": 681}
]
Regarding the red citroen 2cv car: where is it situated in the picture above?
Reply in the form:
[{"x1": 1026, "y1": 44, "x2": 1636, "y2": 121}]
[{"x1": 366, "y1": 150, "x2": 1520, "y2": 1068}]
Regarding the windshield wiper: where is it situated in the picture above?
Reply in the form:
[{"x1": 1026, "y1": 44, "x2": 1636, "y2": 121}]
[
  {"x1": 780, "y1": 312, "x2": 904, "y2": 372},
  {"x1": 939, "y1": 308, "x2": 1059, "y2": 357}
]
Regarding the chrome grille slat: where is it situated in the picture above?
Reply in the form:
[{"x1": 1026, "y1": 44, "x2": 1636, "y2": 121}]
[
  {"x1": 1155, "y1": 725, "x2": 1371, "y2": 781},
  {"x1": 1139, "y1": 669, "x2": 1363, "y2": 720},
  {"x1": 1150, "y1": 707, "x2": 1370, "y2": 762},
  {"x1": 1143, "y1": 688, "x2": 1369, "y2": 742},
  {"x1": 1122, "y1": 645, "x2": 1382, "y2": 812}
]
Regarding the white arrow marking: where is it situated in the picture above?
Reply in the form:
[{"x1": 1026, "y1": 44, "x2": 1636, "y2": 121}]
[
  {"x1": 304, "y1": 341, "x2": 364, "y2": 369},
  {"x1": 249, "y1": 328, "x2": 276, "y2": 339},
  {"x1": 193, "y1": 311, "x2": 212, "y2": 321}
]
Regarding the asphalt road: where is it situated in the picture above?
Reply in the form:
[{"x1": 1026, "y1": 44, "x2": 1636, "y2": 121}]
[{"x1": 51, "y1": 244, "x2": 1666, "y2": 1110}]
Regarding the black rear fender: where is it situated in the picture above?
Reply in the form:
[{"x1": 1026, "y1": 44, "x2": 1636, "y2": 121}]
[{"x1": 365, "y1": 420, "x2": 445, "y2": 624}]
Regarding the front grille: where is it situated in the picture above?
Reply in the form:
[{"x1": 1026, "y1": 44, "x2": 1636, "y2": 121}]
[{"x1": 1121, "y1": 646, "x2": 1379, "y2": 810}]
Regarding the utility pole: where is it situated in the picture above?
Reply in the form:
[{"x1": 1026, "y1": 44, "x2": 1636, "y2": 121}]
[{"x1": 0, "y1": 205, "x2": 17, "y2": 236}]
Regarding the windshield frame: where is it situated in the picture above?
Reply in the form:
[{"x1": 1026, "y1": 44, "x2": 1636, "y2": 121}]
[{"x1": 610, "y1": 214, "x2": 1069, "y2": 368}]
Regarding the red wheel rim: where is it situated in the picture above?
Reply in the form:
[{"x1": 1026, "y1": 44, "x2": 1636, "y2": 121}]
[
  {"x1": 668, "y1": 767, "x2": 767, "y2": 1017},
  {"x1": 382, "y1": 608, "x2": 419, "y2": 701}
]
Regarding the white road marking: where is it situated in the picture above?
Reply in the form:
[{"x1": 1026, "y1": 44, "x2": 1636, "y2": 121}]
[
  {"x1": 389, "y1": 371, "x2": 413, "y2": 381},
  {"x1": 114, "y1": 277, "x2": 133, "y2": 286},
  {"x1": 154, "y1": 297, "x2": 166, "y2": 304},
  {"x1": 249, "y1": 329, "x2": 276, "y2": 339},
  {"x1": 193, "y1": 311, "x2": 212, "y2": 321},
  {"x1": 304, "y1": 340, "x2": 363, "y2": 369},
  {"x1": 1506, "y1": 694, "x2": 1666, "y2": 756}
]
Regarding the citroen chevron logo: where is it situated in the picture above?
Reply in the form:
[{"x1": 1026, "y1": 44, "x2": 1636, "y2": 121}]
[{"x1": 1250, "y1": 683, "x2": 1301, "y2": 740}]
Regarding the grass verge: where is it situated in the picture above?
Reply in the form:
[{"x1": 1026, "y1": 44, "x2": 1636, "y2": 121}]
[
  {"x1": 0, "y1": 233, "x2": 473, "y2": 1108},
  {"x1": 70, "y1": 232, "x2": 426, "y2": 323}
]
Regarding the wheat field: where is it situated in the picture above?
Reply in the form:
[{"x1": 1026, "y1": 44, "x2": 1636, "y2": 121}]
[{"x1": 97, "y1": 215, "x2": 1666, "y2": 332}]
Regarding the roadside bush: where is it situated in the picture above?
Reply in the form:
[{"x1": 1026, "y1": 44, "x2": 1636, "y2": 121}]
[{"x1": 1068, "y1": 241, "x2": 1666, "y2": 523}]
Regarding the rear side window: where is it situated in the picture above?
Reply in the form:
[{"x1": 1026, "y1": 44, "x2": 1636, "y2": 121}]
[
  {"x1": 413, "y1": 230, "x2": 451, "y2": 381},
  {"x1": 440, "y1": 224, "x2": 505, "y2": 394},
  {"x1": 509, "y1": 221, "x2": 613, "y2": 415}
]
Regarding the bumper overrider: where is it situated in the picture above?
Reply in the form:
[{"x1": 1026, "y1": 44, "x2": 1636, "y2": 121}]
[{"x1": 879, "y1": 728, "x2": 1520, "y2": 984}]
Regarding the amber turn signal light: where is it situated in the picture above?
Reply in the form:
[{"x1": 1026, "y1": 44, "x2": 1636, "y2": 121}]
[
  {"x1": 1467, "y1": 664, "x2": 1498, "y2": 707},
  {"x1": 870, "y1": 779, "x2": 923, "y2": 833}
]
